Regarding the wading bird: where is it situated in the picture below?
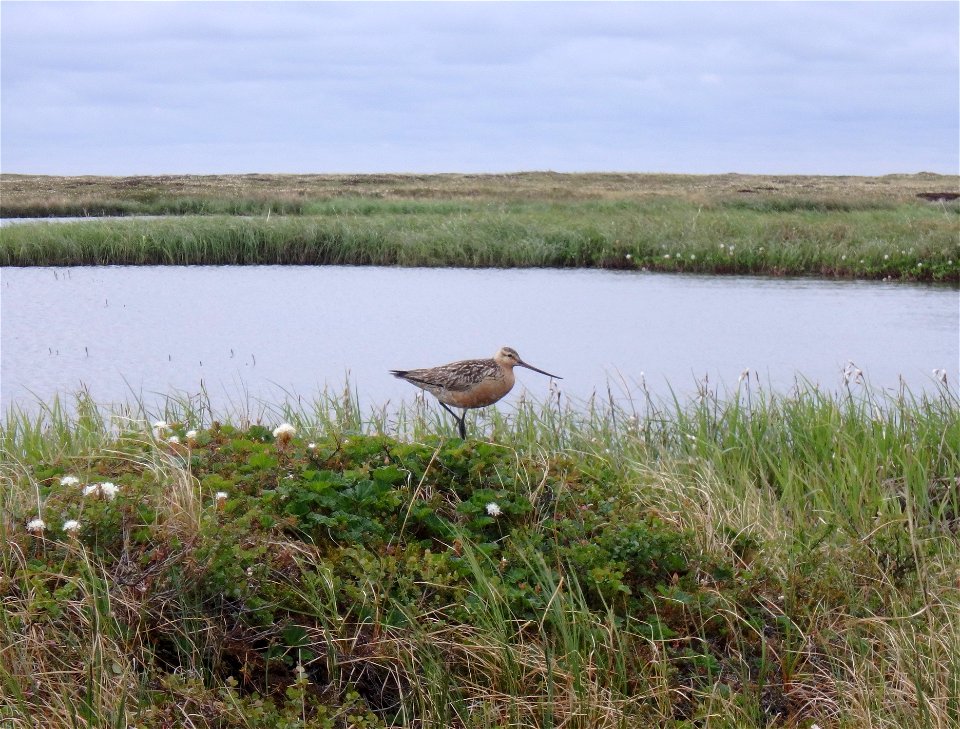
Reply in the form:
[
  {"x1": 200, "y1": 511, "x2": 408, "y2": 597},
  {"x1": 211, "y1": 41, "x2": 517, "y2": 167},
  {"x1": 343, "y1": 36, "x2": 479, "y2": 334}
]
[{"x1": 390, "y1": 346, "x2": 562, "y2": 439}]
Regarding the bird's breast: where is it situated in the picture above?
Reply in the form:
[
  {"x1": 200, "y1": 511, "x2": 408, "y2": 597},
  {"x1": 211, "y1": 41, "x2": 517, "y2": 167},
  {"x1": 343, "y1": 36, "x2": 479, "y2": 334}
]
[{"x1": 444, "y1": 369, "x2": 515, "y2": 408}]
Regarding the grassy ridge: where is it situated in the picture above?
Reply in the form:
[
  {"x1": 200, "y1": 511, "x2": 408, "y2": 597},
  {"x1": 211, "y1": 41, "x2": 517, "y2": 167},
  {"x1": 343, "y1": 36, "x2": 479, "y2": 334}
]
[
  {"x1": 3, "y1": 171, "x2": 958, "y2": 214},
  {"x1": 2, "y1": 383, "x2": 958, "y2": 727},
  {"x1": 2, "y1": 199, "x2": 958, "y2": 281}
]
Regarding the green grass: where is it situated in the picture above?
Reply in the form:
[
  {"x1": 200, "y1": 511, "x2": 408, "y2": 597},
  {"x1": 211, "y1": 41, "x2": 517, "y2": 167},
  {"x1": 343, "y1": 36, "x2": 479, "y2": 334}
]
[
  {"x1": 2, "y1": 381, "x2": 958, "y2": 727},
  {"x1": 2, "y1": 198, "x2": 958, "y2": 281}
]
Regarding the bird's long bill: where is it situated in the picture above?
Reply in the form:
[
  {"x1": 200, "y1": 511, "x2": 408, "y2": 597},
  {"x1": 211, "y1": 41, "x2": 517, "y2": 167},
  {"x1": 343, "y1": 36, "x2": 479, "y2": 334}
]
[{"x1": 519, "y1": 360, "x2": 562, "y2": 379}]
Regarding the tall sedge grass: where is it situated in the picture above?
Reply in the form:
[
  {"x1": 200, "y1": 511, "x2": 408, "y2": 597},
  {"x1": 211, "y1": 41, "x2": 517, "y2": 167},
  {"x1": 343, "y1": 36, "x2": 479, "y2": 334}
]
[
  {"x1": 1, "y1": 380, "x2": 957, "y2": 727},
  {"x1": 2, "y1": 199, "x2": 957, "y2": 281}
]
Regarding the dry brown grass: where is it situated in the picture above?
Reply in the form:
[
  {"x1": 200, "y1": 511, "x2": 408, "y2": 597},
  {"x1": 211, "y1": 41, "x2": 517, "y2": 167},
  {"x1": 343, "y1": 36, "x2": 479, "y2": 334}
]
[{"x1": 2, "y1": 171, "x2": 958, "y2": 210}]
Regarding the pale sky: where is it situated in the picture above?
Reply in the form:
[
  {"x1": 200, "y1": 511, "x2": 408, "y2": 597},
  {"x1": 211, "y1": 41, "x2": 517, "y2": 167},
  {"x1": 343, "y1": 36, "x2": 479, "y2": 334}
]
[{"x1": 1, "y1": 1, "x2": 957, "y2": 176}]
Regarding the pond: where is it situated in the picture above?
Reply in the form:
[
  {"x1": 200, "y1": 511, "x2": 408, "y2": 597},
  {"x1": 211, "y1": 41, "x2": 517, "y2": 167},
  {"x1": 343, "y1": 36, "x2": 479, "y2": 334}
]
[
  {"x1": 0, "y1": 216, "x2": 166, "y2": 226},
  {"x1": 1, "y1": 265, "x2": 957, "y2": 416}
]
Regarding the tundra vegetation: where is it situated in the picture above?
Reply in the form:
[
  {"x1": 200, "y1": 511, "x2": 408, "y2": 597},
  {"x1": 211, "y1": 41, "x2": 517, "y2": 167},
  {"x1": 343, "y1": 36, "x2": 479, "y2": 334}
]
[
  {"x1": 1, "y1": 172, "x2": 957, "y2": 281},
  {"x1": 1, "y1": 380, "x2": 958, "y2": 728}
]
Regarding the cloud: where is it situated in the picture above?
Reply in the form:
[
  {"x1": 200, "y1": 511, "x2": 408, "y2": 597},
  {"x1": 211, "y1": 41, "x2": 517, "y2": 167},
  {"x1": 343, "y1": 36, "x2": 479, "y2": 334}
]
[{"x1": 1, "y1": 1, "x2": 956, "y2": 175}]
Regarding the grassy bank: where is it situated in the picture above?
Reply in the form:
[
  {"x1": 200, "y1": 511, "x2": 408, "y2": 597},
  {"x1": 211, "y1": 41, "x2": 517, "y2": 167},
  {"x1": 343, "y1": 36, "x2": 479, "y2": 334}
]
[
  {"x1": 1, "y1": 199, "x2": 958, "y2": 281},
  {"x1": 1, "y1": 172, "x2": 958, "y2": 281},
  {"x1": 2, "y1": 383, "x2": 958, "y2": 727}
]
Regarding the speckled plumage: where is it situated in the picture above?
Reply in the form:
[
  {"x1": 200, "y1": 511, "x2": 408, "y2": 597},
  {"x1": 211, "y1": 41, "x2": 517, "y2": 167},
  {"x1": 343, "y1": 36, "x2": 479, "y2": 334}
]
[
  {"x1": 390, "y1": 346, "x2": 561, "y2": 438},
  {"x1": 391, "y1": 358, "x2": 510, "y2": 407}
]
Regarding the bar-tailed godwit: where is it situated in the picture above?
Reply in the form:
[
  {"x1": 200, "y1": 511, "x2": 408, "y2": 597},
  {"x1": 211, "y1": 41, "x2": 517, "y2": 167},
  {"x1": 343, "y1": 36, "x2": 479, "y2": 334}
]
[{"x1": 390, "y1": 346, "x2": 561, "y2": 438}]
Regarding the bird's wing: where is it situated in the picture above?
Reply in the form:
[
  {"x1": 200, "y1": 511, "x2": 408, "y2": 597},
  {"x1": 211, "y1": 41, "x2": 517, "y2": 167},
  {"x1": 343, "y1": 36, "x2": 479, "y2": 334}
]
[{"x1": 393, "y1": 360, "x2": 493, "y2": 392}]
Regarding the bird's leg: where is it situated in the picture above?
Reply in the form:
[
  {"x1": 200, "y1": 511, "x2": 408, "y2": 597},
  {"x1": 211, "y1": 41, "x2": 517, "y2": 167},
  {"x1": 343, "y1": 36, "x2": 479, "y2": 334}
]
[{"x1": 438, "y1": 402, "x2": 467, "y2": 439}]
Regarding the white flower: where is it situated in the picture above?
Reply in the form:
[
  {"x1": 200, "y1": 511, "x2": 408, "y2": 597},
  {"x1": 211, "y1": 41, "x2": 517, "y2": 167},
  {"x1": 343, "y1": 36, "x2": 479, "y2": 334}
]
[
  {"x1": 62, "y1": 520, "x2": 81, "y2": 533},
  {"x1": 485, "y1": 502, "x2": 502, "y2": 517},
  {"x1": 60, "y1": 475, "x2": 80, "y2": 487},
  {"x1": 843, "y1": 362, "x2": 864, "y2": 385},
  {"x1": 26, "y1": 518, "x2": 46, "y2": 533},
  {"x1": 663, "y1": 254, "x2": 671, "y2": 259},
  {"x1": 917, "y1": 262, "x2": 923, "y2": 268},
  {"x1": 152, "y1": 420, "x2": 170, "y2": 437},
  {"x1": 27, "y1": 518, "x2": 47, "y2": 534},
  {"x1": 83, "y1": 482, "x2": 119, "y2": 500},
  {"x1": 167, "y1": 435, "x2": 180, "y2": 445},
  {"x1": 215, "y1": 491, "x2": 228, "y2": 501},
  {"x1": 273, "y1": 423, "x2": 296, "y2": 438},
  {"x1": 185, "y1": 429, "x2": 198, "y2": 440},
  {"x1": 689, "y1": 254, "x2": 696, "y2": 260},
  {"x1": 841, "y1": 254, "x2": 847, "y2": 260},
  {"x1": 883, "y1": 254, "x2": 889, "y2": 260},
  {"x1": 625, "y1": 253, "x2": 632, "y2": 260},
  {"x1": 307, "y1": 442, "x2": 316, "y2": 450}
]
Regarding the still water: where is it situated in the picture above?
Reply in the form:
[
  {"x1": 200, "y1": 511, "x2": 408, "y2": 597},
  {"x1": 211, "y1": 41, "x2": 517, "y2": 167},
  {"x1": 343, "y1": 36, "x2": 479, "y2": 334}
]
[{"x1": 1, "y1": 265, "x2": 957, "y2": 415}]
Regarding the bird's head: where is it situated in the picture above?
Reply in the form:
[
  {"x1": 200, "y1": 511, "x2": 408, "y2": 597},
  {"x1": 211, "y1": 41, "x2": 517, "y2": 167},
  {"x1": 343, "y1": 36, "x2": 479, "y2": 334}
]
[{"x1": 494, "y1": 347, "x2": 561, "y2": 379}]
